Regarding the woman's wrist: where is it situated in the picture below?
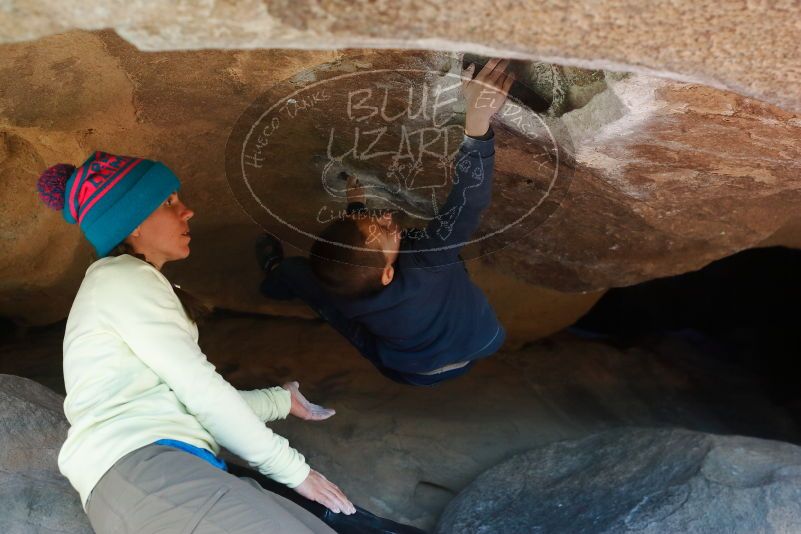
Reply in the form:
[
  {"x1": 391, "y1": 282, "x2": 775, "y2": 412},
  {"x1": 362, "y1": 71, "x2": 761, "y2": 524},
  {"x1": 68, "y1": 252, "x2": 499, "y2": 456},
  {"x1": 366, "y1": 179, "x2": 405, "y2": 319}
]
[{"x1": 464, "y1": 119, "x2": 490, "y2": 138}]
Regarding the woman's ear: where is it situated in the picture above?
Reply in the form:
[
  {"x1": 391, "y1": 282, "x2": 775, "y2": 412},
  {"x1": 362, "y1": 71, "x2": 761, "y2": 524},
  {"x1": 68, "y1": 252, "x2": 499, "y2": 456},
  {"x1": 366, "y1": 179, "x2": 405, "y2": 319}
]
[{"x1": 381, "y1": 264, "x2": 394, "y2": 286}]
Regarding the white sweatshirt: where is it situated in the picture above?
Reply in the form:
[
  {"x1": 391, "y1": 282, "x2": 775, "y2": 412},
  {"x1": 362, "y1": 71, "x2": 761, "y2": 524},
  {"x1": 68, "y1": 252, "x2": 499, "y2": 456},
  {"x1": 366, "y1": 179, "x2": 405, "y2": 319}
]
[{"x1": 58, "y1": 254, "x2": 310, "y2": 508}]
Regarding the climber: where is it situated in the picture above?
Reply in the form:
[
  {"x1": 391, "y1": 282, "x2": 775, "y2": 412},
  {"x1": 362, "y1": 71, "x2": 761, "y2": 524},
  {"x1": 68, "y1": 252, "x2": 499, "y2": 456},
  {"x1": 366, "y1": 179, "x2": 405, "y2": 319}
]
[
  {"x1": 35, "y1": 153, "x2": 421, "y2": 533},
  {"x1": 257, "y1": 58, "x2": 514, "y2": 386}
]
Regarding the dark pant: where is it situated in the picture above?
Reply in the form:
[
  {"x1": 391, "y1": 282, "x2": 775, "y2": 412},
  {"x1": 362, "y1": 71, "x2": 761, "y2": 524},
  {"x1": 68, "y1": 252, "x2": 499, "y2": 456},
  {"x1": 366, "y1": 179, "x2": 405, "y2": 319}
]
[{"x1": 260, "y1": 257, "x2": 473, "y2": 386}]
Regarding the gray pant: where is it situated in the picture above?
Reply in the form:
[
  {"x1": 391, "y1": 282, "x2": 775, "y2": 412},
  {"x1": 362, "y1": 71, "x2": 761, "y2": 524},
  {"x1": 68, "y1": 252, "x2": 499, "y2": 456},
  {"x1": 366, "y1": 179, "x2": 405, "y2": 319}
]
[{"x1": 86, "y1": 444, "x2": 335, "y2": 534}]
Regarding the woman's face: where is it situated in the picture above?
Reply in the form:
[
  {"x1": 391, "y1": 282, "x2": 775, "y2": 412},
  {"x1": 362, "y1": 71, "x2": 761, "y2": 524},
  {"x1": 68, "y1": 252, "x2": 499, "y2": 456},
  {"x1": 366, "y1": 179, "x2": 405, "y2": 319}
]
[{"x1": 126, "y1": 191, "x2": 194, "y2": 269}]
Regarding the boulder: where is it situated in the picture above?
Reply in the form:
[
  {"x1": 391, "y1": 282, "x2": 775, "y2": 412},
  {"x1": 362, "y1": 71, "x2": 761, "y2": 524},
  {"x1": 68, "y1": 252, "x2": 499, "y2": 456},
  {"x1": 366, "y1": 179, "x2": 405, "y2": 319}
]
[
  {"x1": 1, "y1": 31, "x2": 800, "y2": 328},
  {"x1": 0, "y1": 374, "x2": 91, "y2": 533},
  {"x1": 3, "y1": 1, "x2": 801, "y2": 114},
  {"x1": 4, "y1": 315, "x2": 801, "y2": 530},
  {"x1": 437, "y1": 427, "x2": 801, "y2": 533}
]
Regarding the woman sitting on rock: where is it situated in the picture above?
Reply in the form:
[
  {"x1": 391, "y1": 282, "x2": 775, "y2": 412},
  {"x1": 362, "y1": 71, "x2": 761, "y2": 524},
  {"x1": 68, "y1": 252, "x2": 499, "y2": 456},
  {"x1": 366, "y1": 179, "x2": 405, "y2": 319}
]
[{"x1": 35, "y1": 153, "x2": 355, "y2": 533}]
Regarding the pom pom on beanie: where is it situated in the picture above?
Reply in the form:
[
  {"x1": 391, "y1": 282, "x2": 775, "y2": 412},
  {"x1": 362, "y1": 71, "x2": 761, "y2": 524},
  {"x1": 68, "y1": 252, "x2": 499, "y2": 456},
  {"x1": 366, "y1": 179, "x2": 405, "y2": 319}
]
[{"x1": 37, "y1": 163, "x2": 75, "y2": 212}]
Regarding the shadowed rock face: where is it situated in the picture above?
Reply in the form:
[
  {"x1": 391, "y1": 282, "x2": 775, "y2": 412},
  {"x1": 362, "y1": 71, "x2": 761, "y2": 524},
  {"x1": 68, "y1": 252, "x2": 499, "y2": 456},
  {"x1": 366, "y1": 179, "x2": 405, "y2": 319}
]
[
  {"x1": 1, "y1": 30, "x2": 800, "y2": 327},
  {"x1": 437, "y1": 428, "x2": 801, "y2": 533},
  {"x1": 491, "y1": 77, "x2": 801, "y2": 290}
]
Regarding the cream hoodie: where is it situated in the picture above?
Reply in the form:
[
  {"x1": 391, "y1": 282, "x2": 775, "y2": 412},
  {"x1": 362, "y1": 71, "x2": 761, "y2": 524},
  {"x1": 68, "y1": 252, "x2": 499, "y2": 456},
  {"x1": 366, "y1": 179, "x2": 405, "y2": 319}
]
[{"x1": 58, "y1": 254, "x2": 310, "y2": 508}]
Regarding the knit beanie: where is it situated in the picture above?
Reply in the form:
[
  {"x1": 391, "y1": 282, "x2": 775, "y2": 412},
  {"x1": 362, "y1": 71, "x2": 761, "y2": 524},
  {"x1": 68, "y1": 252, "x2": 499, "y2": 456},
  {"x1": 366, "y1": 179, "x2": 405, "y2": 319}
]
[{"x1": 37, "y1": 151, "x2": 181, "y2": 257}]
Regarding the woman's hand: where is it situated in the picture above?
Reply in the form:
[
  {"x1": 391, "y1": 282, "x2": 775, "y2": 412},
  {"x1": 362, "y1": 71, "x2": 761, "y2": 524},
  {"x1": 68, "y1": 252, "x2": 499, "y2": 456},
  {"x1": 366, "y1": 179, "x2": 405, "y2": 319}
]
[
  {"x1": 294, "y1": 469, "x2": 356, "y2": 515},
  {"x1": 462, "y1": 58, "x2": 514, "y2": 138},
  {"x1": 282, "y1": 381, "x2": 336, "y2": 421}
]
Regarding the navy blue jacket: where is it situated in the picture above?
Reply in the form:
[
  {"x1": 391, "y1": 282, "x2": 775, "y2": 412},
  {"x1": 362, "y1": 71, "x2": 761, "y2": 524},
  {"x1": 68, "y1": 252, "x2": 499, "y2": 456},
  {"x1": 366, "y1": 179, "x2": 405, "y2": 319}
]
[{"x1": 333, "y1": 131, "x2": 505, "y2": 374}]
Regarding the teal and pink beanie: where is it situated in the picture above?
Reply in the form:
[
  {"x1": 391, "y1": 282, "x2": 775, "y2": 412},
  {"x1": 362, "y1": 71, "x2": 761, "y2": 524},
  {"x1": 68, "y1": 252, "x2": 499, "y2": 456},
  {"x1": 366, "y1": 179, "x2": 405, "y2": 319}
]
[{"x1": 37, "y1": 151, "x2": 181, "y2": 257}]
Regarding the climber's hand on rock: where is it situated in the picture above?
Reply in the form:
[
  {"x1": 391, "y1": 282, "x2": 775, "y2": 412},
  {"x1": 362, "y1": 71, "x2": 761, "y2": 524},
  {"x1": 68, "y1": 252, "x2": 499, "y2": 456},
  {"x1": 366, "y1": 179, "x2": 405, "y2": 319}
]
[
  {"x1": 462, "y1": 58, "x2": 514, "y2": 137},
  {"x1": 346, "y1": 174, "x2": 366, "y2": 205},
  {"x1": 294, "y1": 469, "x2": 356, "y2": 515},
  {"x1": 282, "y1": 381, "x2": 335, "y2": 421}
]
